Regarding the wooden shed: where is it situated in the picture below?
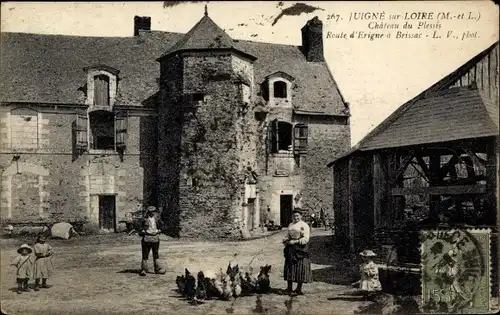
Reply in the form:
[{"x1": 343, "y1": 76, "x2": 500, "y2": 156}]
[{"x1": 328, "y1": 42, "x2": 499, "y2": 294}]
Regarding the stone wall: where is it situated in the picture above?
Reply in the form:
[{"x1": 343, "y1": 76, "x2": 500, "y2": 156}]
[
  {"x1": 0, "y1": 107, "x2": 157, "y2": 228},
  {"x1": 179, "y1": 53, "x2": 242, "y2": 238},
  {"x1": 158, "y1": 52, "x2": 265, "y2": 238},
  {"x1": 299, "y1": 117, "x2": 350, "y2": 216},
  {"x1": 256, "y1": 110, "x2": 350, "y2": 226},
  {"x1": 157, "y1": 54, "x2": 184, "y2": 236}
]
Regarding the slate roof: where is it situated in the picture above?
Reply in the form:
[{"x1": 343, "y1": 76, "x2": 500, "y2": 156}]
[
  {"x1": 327, "y1": 41, "x2": 499, "y2": 166},
  {"x1": 159, "y1": 14, "x2": 255, "y2": 61},
  {"x1": 0, "y1": 15, "x2": 346, "y2": 116},
  {"x1": 0, "y1": 31, "x2": 183, "y2": 107},
  {"x1": 356, "y1": 86, "x2": 498, "y2": 151}
]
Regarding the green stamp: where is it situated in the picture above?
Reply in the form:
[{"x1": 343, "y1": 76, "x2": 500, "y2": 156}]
[{"x1": 421, "y1": 229, "x2": 491, "y2": 314}]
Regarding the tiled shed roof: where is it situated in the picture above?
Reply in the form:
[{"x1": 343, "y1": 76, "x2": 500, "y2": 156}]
[
  {"x1": 357, "y1": 86, "x2": 498, "y2": 151},
  {"x1": 328, "y1": 41, "x2": 499, "y2": 166},
  {"x1": 0, "y1": 15, "x2": 346, "y2": 115}
]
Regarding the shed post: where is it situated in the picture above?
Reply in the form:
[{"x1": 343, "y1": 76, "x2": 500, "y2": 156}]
[
  {"x1": 348, "y1": 156, "x2": 355, "y2": 254},
  {"x1": 373, "y1": 152, "x2": 383, "y2": 228}
]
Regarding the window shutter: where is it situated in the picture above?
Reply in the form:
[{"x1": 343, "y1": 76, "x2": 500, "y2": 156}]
[
  {"x1": 267, "y1": 120, "x2": 278, "y2": 154},
  {"x1": 293, "y1": 123, "x2": 308, "y2": 155},
  {"x1": 115, "y1": 111, "x2": 128, "y2": 149},
  {"x1": 75, "y1": 110, "x2": 88, "y2": 151}
]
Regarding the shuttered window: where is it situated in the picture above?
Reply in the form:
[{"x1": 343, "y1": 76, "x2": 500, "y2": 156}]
[
  {"x1": 277, "y1": 121, "x2": 293, "y2": 151},
  {"x1": 89, "y1": 111, "x2": 114, "y2": 150},
  {"x1": 94, "y1": 75, "x2": 110, "y2": 106},
  {"x1": 293, "y1": 124, "x2": 308, "y2": 155},
  {"x1": 74, "y1": 110, "x2": 128, "y2": 155},
  {"x1": 267, "y1": 121, "x2": 308, "y2": 155}
]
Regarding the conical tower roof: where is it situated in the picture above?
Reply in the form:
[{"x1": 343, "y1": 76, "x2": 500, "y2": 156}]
[{"x1": 158, "y1": 8, "x2": 256, "y2": 61}]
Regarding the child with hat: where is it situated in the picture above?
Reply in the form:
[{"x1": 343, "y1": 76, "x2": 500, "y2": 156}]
[
  {"x1": 11, "y1": 244, "x2": 34, "y2": 294},
  {"x1": 351, "y1": 249, "x2": 382, "y2": 299}
]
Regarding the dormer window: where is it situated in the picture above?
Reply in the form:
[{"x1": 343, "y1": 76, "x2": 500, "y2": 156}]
[
  {"x1": 83, "y1": 64, "x2": 120, "y2": 108},
  {"x1": 262, "y1": 71, "x2": 294, "y2": 107},
  {"x1": 273, "y1": 81, "x2": 287, "y2": 98}
]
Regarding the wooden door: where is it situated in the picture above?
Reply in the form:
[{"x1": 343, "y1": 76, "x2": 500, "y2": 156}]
[
  {"x1": 247, "y1": 198, "x2": 256, "y2": 230},
  {"x1": 280, "y1": 195, "x2": 293, "y2": 227},
  {"x1": 99, "y1": 195, "x2": 116, "y2": 231}
]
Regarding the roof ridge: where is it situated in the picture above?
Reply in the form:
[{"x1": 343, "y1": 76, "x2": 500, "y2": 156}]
[
  {"x1": 0, "y1": 30, "x2": 303, "y2": 49},
  {"x1": 0, "y1": 30, "x2": 184, "y2": 39}
]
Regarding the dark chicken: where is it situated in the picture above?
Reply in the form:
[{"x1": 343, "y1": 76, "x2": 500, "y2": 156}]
[
  {"x1": 176, "y1": 275, "x2": 185, "y2": 294},
  {"x1": 184, "y1": 268, "x2": 197, "y2": 300},
  {"x1": 195, "y1": 271, "x2": 207, "y2": 301},
  {"x1": 256, "y1": 265, "x2": 271, "y2": 294}
]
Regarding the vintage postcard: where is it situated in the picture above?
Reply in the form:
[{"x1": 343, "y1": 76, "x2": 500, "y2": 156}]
[{"x1": 0, "y1": 1, "x2": 498, "y2": 315}]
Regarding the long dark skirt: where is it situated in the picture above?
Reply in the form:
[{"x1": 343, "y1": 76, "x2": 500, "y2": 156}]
[{"x1": 283, "y1": 257, "x2": 312, "y2": 283}]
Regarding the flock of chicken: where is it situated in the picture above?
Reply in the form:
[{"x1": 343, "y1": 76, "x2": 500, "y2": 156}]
[{"x1": 176, "y1": 263, "x2": 272, "y2": 304}]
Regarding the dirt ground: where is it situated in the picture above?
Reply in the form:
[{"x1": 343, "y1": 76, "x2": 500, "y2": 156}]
[{"x1": 0, "y1": 229, "x2": 372, "y2": 315}]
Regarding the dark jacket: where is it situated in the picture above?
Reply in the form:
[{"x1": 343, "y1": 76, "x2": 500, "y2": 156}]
[
  {"x1": 284, "y1": 243, "x2": 309, "y2": 263},
  {"x1": 141, "y1": 215, "x2": 164, "y2": 243}
]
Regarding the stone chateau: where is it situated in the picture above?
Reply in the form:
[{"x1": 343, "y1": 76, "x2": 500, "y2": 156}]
[{"x1": 0, "y1": 11, "x2": 350, "y2": 238}]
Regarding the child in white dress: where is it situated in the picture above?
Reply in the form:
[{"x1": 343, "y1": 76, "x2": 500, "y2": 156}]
[
  {"x1": 352, "y1": 249, "x2": 382, "y2": 299},
  {"x1": 33, "y1": 234, "x2": 54, "y2": 290}
]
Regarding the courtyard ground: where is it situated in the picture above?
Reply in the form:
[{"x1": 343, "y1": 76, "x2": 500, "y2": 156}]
[{"x1": 0, "y1": 229, "x2": 370, "y2": 315}]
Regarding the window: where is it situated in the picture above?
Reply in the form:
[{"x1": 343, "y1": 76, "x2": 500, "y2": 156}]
[
  {"x1": 184, "y1": 93, "x2": 205, "y2": 102},
  {"x1": 74, "y1": 110, "x2": 128, "y2": 153},
  {"x1": 192, "y1": 93, "x2": 205, "y2": 102},
  {"x1": 10, "y1": 108, "x2": 38, "y2": 149},
  {"x1": 268, "y1": 120, "x2": 308, "y2": 155},
  {"x1": 268, "y1": 120, "x2": 292, "y2": 153},
  {"x1": 94, "y1": 75, "x2": 110, "y2": 106},
  {"x1": 89, "y1": 111, "x2": 114, "y2": 150},
  {"x1": 273, "y1": 81, "x2": 287, "y2": 98},
  {"x1": 183, "y1": 93, "x2": 205, "y2": 112}
]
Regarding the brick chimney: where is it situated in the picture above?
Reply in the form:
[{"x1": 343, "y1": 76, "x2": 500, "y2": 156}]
[
  {"x1": 301, "y1": 16, "x2": 324, "y2": 62},
  {"x1": 134, "y1": 16, "x2": 151, "y2": 36}
]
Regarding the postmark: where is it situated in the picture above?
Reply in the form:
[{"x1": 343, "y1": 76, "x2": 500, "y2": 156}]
[{"x1": 421, "y1": 229, "x2": 491, "y2": 313}]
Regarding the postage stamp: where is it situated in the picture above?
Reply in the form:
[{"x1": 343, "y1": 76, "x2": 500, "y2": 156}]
[{"x1": 420, "y1": 229, "x2": 491, "y2": 314}]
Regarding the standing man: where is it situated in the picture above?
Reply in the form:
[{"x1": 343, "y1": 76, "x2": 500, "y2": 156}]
[{"x1": 139, "y1": 206, "x2": 166, "y2": 276}]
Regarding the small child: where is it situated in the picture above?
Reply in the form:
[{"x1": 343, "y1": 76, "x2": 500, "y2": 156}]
[
  {"x1": 351, "y1": 249, "x2": 382, "y2": 299},
  {"x1": 11, "y1": 244, "x2": 34, "y2": 294},
  {"x1": 33, "y1": 234, "x2": 54, "y2": 291}
]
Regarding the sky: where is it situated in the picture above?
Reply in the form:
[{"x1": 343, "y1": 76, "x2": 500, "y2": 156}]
[{"x1": 1, "y1": 1, "x2": 498, "y2": 146}]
